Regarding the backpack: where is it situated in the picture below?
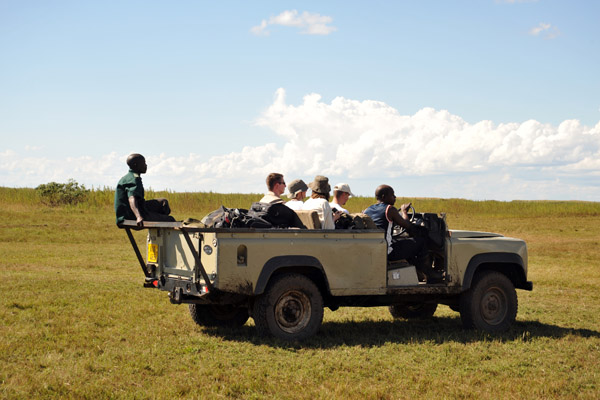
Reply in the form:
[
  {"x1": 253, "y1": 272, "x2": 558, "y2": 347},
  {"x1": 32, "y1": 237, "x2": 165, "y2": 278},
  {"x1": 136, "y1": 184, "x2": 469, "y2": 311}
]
[
  {"x1": 238, "y1": 209, "x2": 273, "y2": 229},
  {"x1": 334, "y1": 213, "x2": 354, "y2": 229},
  {"x1": 201, "y1": 206, "x2": 272, "y2": 229},
  {"x1": 249, "y1": 202, "x2": 306, "y2": 229},
  {"x1": 201, "y1": 206, "x2": 231, "y2": 228}
]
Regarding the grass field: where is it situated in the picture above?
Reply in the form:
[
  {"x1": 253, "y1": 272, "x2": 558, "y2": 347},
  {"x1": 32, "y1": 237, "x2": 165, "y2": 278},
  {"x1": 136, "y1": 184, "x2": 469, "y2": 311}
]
[{"x1": 1, "y1": 187, "x2": 599, "y2": 399}]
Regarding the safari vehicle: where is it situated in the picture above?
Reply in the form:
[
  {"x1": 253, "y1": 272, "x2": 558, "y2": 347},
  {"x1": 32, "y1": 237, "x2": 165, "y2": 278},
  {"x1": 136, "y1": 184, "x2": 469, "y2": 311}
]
[{"x1": 121, "y1": 208, "x2": 532, "y2": 341}]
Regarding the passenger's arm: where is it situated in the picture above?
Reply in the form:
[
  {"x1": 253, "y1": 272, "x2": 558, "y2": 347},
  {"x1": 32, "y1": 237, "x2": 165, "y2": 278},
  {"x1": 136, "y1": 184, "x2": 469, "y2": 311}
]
[
  {"x1": 322, "y1": 202, "x2": 336, "y2": 229},
  {"x1": 128, "y1": 196, "x2": 144, "y2": 226},
  {"x1": 333, "y1": 210, "x2": 342, "y2": 222},
  {"x1": 386, "y1": 206, "x2": 412, "y2": 230},
  {"x1": 399, "y1": 202, "x2": 412, "y2": 220}
]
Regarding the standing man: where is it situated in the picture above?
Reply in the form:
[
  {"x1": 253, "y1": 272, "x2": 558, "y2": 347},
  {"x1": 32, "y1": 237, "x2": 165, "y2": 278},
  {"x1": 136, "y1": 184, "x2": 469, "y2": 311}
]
[
  {"x1": 114, "y1": 153, "x2": 175, "y2": 227},
  {"x1": 259, "y1": 173, "x2": 286, "y2": 204},
  {"x1": 330, "y1": 183, "x2": 354, "y2": 214}
]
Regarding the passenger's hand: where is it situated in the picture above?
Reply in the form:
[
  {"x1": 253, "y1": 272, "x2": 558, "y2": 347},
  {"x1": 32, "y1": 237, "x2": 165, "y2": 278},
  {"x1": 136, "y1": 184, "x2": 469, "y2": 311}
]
[
  {"x1": 136, "y1": 216, "x2": 144, "y2": 227},
  {"x1": 333, "y1": 211, "x2": 342, "y2": 222}
]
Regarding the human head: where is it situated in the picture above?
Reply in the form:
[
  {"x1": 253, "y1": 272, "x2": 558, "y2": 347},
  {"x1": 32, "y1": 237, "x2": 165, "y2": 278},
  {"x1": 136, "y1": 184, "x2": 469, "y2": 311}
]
[
  {"x1": 308, "y1": 175, "x2": 331, "y2": 200},
  {"x1": 333, "y1": 183, "x2": 354, "y2": 206},
  {"x1": 126, "y1": 153, "x2": 147, "y2": 174},
  {"x1": 287, "y1": 179, "x2": 308, "y2": 200},
  {"x1": 375, "y1": 184, "x2": 395, "y2": 205},
  {"x1": 266, "y1": 173, "x2": 286, "y2": 196}
]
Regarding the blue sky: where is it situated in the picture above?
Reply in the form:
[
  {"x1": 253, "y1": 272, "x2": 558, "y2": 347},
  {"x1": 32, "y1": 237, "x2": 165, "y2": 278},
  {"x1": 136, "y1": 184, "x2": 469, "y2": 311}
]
[{"x1": 1, "y1": 0, "x2": 599, "y2": 200}]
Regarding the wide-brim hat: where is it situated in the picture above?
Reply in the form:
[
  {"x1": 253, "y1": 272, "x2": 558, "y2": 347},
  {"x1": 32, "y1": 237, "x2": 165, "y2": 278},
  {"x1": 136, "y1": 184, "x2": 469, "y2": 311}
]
[
  {"x1": 308, "y1": 175, "x2": 331, "y2": 195},
  {"x1": 286, "y1": 179, "x2": 308, "y2": 198},
  {"x1": 333, "y1": 183, "x2": 354, "y2": 197}
]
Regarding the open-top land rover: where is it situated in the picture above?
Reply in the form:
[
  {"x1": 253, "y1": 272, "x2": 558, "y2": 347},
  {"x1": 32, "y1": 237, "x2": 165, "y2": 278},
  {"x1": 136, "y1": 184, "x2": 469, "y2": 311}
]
[{"x1": 121, "y1": 208, "x2": 531, "y2": 341}]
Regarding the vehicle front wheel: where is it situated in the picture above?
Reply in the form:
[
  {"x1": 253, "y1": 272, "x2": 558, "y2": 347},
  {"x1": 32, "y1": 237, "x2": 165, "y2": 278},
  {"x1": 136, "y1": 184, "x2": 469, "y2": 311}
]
[
  {"x1": 389, "y1": 302, "x2": 438, "y2": 319},
  {"x1": 189, "y1": 304, "x2": 249, "y2": 327},
  {"x1": 252, "y1": 273, "x2": 323, "y2": 341},
  {"x1": 459, "y1": 271, "x2": 517, "y2": 333}
]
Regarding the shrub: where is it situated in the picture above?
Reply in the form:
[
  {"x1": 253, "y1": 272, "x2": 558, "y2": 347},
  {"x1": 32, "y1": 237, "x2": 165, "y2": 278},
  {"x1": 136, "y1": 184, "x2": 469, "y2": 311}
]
[{"x1": 36, "y1": 179, "x2": 89, "y2": 206}]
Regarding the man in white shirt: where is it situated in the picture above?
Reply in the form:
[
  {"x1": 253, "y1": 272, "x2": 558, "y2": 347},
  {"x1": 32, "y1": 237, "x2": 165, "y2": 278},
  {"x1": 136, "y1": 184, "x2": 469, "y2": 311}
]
[
  {"x1": 330, "y1": 183, "x2": 354, "y2": 214},
  {"x1": 259, "y1": 173, "x2": 286, "y2": 204},
  {"x1": 285, "y1": 179, "x2": 308, "y2": 211},
  {"x1": 303, "y1": 175, "x2": 341, "y2": 229}
]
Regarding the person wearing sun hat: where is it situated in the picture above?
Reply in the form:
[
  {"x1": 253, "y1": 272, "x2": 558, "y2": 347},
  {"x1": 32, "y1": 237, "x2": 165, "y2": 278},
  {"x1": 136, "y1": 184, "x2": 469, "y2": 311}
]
[
  {"x1": 330, "y1": 183, "x2": 354, "y2": 214},
  {"x1": 303, "y1": 175, "x2": 341, "y2": 229},
  {"x1": 285, "y1": 179, "x2": 308, "y2": 211}
]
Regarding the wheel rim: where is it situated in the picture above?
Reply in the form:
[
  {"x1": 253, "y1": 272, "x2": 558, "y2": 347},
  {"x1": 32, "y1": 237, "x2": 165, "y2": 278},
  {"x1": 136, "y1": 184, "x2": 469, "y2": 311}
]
[
  {"x1": 274, "y1": 290, "x2": 311, "y2": 334},
  {"x1": 480, "y1": 286, "x2": 507, "y2": 325}
]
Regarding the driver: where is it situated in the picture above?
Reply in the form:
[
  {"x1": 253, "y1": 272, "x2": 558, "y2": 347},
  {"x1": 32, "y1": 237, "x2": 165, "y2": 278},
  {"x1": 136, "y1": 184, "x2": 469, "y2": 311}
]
[{"x1": 363, "y1": 184, "x2": 441, "y2": 281}]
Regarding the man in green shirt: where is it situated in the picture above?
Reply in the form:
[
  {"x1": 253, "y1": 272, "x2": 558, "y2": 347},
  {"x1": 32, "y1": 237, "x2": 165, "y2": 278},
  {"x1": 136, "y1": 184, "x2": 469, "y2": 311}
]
[{"x1": 114, "y1": 153, "x2": 175, "y2": 226}]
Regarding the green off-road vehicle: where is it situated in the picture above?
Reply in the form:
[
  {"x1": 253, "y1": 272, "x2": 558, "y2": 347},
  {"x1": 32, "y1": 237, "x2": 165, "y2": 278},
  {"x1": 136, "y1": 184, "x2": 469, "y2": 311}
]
[{"x1": 121, "y1": 208, "x2": 531, "y2": 341}]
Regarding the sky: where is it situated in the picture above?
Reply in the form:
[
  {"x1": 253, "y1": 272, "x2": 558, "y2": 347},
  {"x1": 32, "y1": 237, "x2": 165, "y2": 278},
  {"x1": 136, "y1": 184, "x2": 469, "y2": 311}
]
[{"x1": 1, "y1": 0, "x2": 599, "y2": 201}]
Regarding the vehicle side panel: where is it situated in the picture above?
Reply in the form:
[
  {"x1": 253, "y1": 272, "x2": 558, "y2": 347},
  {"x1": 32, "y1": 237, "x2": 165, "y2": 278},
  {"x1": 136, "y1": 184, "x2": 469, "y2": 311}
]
[
  {"x1": 212, "y1": 230, "x2": 389, "y2": 296},
  {"x1": 447, "y1": 235, "x2": 528, "y2": 287}
]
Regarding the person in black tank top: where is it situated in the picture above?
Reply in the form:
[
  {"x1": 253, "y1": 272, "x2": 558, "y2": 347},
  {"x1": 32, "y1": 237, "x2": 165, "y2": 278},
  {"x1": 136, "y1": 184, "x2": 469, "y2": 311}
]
[{"x1": 364, "y1": 184, "x2": 442, "y2": 282}]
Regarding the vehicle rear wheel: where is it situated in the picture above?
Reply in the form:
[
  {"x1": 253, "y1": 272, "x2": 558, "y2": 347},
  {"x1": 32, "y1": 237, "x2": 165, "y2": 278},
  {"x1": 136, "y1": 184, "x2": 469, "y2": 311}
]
[
  {"x1": 252, "y1": 273, "x2": 323, "y2": 341},
  {"x1": 188, "y1": 304, "x2": 249, "y2": 327},
  {"x1": 389, "y1": 302, "x2": 438, "y2": 319},
  {"x1": 459, "y1": 271, "x2": 517, "y2": 333}
]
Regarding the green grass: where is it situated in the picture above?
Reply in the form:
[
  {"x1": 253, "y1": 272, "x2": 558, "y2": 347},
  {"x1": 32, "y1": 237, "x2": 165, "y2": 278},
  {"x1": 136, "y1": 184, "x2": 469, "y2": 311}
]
[{"x1": 1, "y1": 187, "x2": 599, "y2": 399}]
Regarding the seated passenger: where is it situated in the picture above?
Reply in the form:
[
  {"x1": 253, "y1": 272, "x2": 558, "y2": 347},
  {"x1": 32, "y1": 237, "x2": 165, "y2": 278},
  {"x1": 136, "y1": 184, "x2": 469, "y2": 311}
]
[
  {"x1": 363, "y1": 184, "x2": 441, "y2": 282},
  {"x1": 330, "y1": 183, "x2": 354, "y2": 214},
  {"x1": 303, "y1": 175, "x2": 341, "y2": 230},
  {"x1": 259, "y1": 173, "x2": 285, "y2": 204},
  {"x1": 285, "y1": 179, "x2": 308, "y2": 211},
  {"x1": 114, "y1": 153, "x2": 175, "y2": 227}
]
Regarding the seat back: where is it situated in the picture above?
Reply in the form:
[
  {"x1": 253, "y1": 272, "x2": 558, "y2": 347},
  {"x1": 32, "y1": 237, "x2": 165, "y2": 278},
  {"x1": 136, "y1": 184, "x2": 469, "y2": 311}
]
[
  {"x1": 350, "y1": 213, "x2": 377, "y2": 229},
  {"x1": 294, "y1": 210, "x2": 321, "y2": 229}
]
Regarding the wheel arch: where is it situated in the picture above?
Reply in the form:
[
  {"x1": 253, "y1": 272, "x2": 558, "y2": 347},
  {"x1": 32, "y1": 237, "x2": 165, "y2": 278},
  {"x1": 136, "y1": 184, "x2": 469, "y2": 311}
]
[
  {"x1": 462, "y1": 252, "x2": 529, "y2": 291},
  {"x1": 254, "y1": 255, "x2": 330, "y2": 297}
]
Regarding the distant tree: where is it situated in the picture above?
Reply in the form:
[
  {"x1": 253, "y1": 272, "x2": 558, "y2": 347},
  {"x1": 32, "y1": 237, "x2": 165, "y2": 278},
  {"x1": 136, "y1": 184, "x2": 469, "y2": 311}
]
[{"x1": 36, "y1": 179, "x2": 89, "y2": 206}]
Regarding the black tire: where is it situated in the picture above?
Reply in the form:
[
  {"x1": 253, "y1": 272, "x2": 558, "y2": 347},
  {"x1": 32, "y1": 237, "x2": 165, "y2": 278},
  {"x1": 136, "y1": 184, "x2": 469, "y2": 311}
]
[
  {"x1": 188, "y1": 304, "x2": 249, "y2": 328},
  {"x1": 389, "y1": 302, "x2": 438, "y2": 319},
  {"x1": 459, "y1": 271, "x2": 517, "y2": 333},
  {"x1": 252, "y1": 273, "x2": 323, "y2": 341}
]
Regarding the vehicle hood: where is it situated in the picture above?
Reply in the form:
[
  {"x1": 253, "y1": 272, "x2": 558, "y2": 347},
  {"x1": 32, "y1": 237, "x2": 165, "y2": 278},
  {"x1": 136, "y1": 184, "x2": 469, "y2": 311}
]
[{"x1": 449, "y1": 230, "x2": 504, "y2": 238}]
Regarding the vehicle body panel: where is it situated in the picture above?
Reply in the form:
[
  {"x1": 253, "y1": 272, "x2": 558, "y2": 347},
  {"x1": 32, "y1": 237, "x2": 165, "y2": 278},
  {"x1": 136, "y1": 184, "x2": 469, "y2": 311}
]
[
  {"x1": 140, "y1": 222, "x2": 529, "y2": 301},
  {"x1": 150, "y1": 228, "x2": 389, "y2": 296},
  {"x1": 447, "y1": 231, "x2": 528, "y2": 287}
]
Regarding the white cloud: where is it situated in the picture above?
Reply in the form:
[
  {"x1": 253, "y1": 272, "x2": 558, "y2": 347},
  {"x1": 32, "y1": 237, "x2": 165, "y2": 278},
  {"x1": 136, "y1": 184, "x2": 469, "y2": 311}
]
[
  {"x1": 251, "y1": 10, "x2": 337, "y2": 36},
  {"x1": 2, "y1": 89, "x2": 600, "y2": 201},
  {"x1": 529, "y1": 22, "x2": 560, "y2": 39},
  {"x1": 24, "y1": 145, "x2": 42, "y2": 152},
  {"x1": 251, "y1": 90, "x2": 600, "y2": 179},
  {"x1": 250, "y1": 20, "x2": 269, "y2": 36}
]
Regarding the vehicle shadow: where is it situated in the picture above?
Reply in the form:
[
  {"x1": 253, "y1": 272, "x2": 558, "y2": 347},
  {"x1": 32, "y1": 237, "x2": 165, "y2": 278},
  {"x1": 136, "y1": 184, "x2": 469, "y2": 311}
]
[{"x1": 201, "y1": 317, "x2": 600, "y2": 349}]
